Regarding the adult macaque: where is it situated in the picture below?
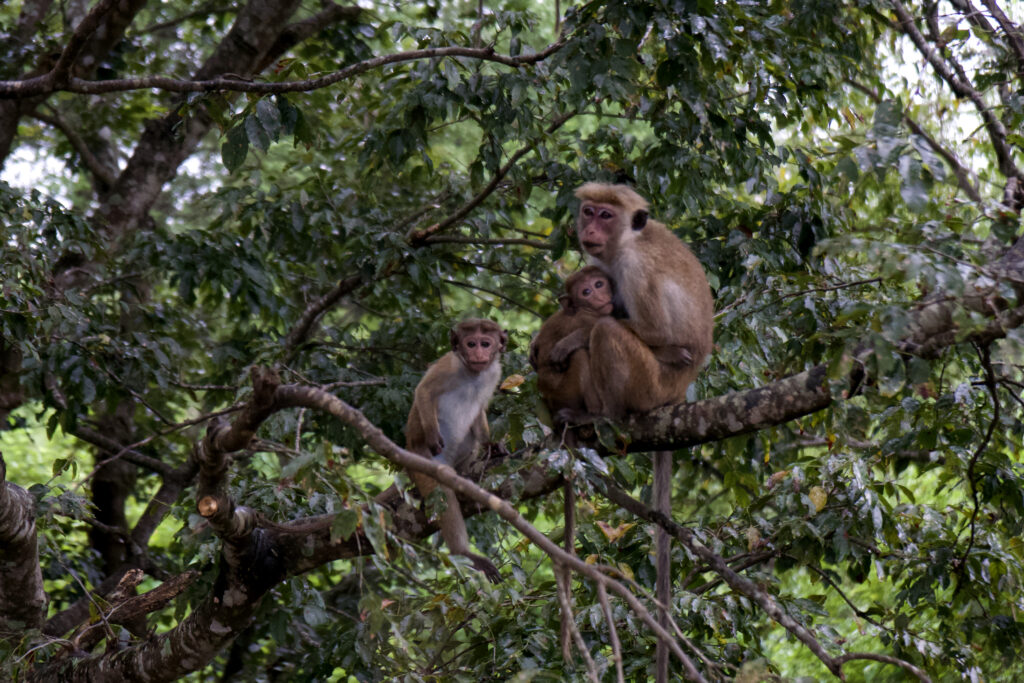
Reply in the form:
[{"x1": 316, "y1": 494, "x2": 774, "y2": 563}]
[
  {"x1": 574, "y1": 182, "x2": 714, "y2": 682},
  {"x1": 529, "y1": 266, "x2": 613, "y2": 419},
  {"x1": 396, "y1": 318, "x2": 506, "y2": 582},
  {"x1": 572, "y1": 182, "x2": 714, "y2": 418}
]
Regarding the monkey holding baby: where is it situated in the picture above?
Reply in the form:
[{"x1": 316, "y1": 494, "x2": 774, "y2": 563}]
[
  {"x1": 533, "y1": 182, "x2": 714, "y2": 421},
  {"x1": 380, "y1": 318, "x2": 507, "y2": 582}
]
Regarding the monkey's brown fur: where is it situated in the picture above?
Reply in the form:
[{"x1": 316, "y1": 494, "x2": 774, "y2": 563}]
[
  {"x1": 530, "y1": 266, "x2": 613, "y2": 419},
  {"x1": 389, "y1": 318, "x2": 506, "y2": 581},
  {"x1": 573, "y1": 182, "x2": 714, "y2": 418}
]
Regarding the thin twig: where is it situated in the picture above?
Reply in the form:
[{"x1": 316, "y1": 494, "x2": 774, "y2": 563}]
[
  {"x1": 954, "y1": 343, "x2": 999, "y2": 592},
  {"x1": 555, "y1": 562, "x2": 600, "y2": 683},
  {"x1": 596, "y1": 583, "x2": 626, "y2": 683}
]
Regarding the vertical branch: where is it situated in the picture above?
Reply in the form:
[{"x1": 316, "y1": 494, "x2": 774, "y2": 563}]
[
  {"x1": 556, "y1": 562, "x2": 600, "y2": 683},
  {"x1": 0, "y1": 453, "x2": 47, "y2": 632},
  {"x1": 597, "y1": 582, "x2": 626, "y2": 683},
  {"x1": 559, "y1": 477, "x2": 577, "y2": 661},
  {"x1": 955, "y1": 343, "x2": 999, "y2": 592},
  {"x1": 653, "y1": 450, "x2": 673, "y2": 683}
]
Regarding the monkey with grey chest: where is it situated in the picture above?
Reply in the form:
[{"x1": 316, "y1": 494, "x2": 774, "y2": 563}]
[{"x1": 392, "y1": 318, "x2": 506, "y2": 582}]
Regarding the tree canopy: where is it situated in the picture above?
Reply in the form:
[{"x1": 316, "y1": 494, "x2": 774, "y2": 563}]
[{"x1": 2, "y1": 0, "x2": 1024, "y2": 681}]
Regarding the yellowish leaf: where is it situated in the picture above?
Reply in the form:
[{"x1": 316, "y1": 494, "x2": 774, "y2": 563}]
[
  {"x1": 596, "y1": 520, "x2": 635, "y2": 543},
  {"x1": 499, "y1": 374, "x2": 525, "y2": 391},
  {"x1": 746, "y1": 526, "x2": 761, "y2": 551},
  {"x1": 809, "y1": 486, "x2": 827, "y2": 513}
]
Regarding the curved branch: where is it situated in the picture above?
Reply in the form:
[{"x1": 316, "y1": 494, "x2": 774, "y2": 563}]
[
  {"x1": 833, "y1": 652, "x2": 932, "y2": 682},
  {"x1": 280, "y1": 273, "x2": 363, "y2": 362},
  {"x1": 406, "y1": 112, "x2": 576, "y2": 244},
  {"x1": 30, "y1": 111, "x2": 119, "y2": 190},
  {"x1": 272, "y1": 384, "x2": 708, "y2": 681},
  {"x1": 0, "y1": 42, "x2": 568, "y2": 97}
]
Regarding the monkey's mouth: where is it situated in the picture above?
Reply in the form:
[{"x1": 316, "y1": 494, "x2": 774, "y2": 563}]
[
  {"x1": 581, "y1": 241, "x2": 603, "y2": 255},
  {"x1": 467, "y1": 360, "x2": 490, "y2": 372},
  {"x1": 597, "y1": 302, "x2": 614, "y2": 316}
]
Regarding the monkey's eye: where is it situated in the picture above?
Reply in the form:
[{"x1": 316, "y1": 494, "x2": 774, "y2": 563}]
[
  {"x1": 599, "y1": 209, "x2": 614, "y2": 220},
  {"x1": 582, "y1": 206, "x2": 595, "y2": 217},
  {"x1": 480, "y1": 341, "x2": 491, "y2": 348},
  {"x1": 581, "y1": 287, "x2": 592, "y2": 296},
  {"x1": 594, "y1": 280, "x2": 604, "y2": 289}
]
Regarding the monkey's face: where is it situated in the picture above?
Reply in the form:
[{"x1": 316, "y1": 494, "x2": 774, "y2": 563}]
[
  {"x1": 577, "y1": 201, "x2": 621, "y2": 259},
  {"x1": 456, "y1": 330, "x2": 503, "y2": 373},
  {"x1": 571, "y1": 274, "x2": 613, "y2": 316}
]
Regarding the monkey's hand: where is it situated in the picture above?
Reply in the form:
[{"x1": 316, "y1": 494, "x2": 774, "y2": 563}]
[
  {"x1": 653, "y1": 344, "x2": 694, "y2": 367},
  {"x1": 426, "y1": 430, "x2": 445, "y2": 456}
]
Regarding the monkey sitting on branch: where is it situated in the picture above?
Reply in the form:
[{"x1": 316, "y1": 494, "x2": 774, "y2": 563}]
[
  {"x1": 380, "y1": 318, "x2": 507, "y2": 582},
  {"x1": 567, "y1": 181, "x2": 715, "y2": 419},
  {"x1": 530, "y1": 265, "x2": 615, "y2": 421}
]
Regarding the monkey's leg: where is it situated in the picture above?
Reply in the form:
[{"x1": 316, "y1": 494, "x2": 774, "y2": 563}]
[
  {"x1": 587, "y1": 318, "x2": 663, "y2": 417},
  {"x1": 410, "y1": 470, "x2": 501, "y2": 582}
]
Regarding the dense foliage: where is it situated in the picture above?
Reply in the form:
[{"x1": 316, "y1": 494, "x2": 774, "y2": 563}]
[{"x1": 2, "y1": 0, "x2": 1023, "y2": 681}]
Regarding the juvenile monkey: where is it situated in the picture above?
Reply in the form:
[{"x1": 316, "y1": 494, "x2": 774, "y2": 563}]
[
  {"x1": 572, "y1": 182, "x2": 714, "y2": 418},
  {"x1": 529, "y1": 266, "x2": 614, "y2": 419},
  {"x1": 398, "y1": 318, "x2": 506, "y2": 581}
]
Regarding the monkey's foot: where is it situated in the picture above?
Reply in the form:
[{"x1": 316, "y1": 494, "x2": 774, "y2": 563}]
[
  {"x1": 654, "y1": 344, "x2": 694, "y2": 367},
  {"x1": 467, "y1": 554, "x2": 502, "y2": 583}
]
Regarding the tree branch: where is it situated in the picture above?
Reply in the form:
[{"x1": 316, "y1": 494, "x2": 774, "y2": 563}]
[
  {"x1": 0, "y1": 453, "x2": 47, "y2": 633},
  {"x1": 890, "y1": 0, "x2": 1021, "y2": 182},
  {"x1": 0, "y1": 42, "x2": 569, "y2": 97},
  {"x1": 406, "y1": 112, "x2": 576, "y2": 244}
]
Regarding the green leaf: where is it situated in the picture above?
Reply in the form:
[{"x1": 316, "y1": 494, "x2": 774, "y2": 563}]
[{"x1": 221, "y1": 124, "x2": 249, "y2": 172}]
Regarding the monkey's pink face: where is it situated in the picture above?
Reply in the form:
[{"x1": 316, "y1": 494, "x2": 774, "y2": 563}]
[
  {"x1": 457, "y1": 331, "x2": 503, "y2": 373},
  {"x1": 577, "y1": 202, "x2": 619, "y2": 259},
  {"x1": 571, "y1": 275, "x2": 614, "y2": 316}
]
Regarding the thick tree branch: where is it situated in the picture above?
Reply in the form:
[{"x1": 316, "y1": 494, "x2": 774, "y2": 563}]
[
  {"x1": 0, "y1": 453, "x2": 47, "y2": 634},
  {"x1": 0, "y1": 42, "x2": 569, "y2": 97}
]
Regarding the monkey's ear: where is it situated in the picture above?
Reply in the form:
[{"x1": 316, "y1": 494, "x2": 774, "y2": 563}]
[
  {"x1": 449, "y1": 328, "x2": 460, "y2": 351},
  {"x1": 498, "y1": 329, "x2": 508, "y2": 351},
  {"x1": 557, "y1": 293, "x2": 574, "y2": 312},
  {"x1": 631, "y1": 210, "x2": 648, "y2": 231}
]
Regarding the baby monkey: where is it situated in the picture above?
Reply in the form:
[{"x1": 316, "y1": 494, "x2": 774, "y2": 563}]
[{"x1": 530, "y1": 266, "x2": 614, "y2": 420}]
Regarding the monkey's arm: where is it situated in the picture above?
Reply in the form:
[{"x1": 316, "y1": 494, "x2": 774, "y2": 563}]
[
  {"x1": 408, "y1": 362, "x2": 457, "y2": 455},
  {"x1": 470, "y1": 409, "x2": 490, "y2": 444},
  {"x1": 547, "y1": 327, "x2": 590, "y2": 367}
]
